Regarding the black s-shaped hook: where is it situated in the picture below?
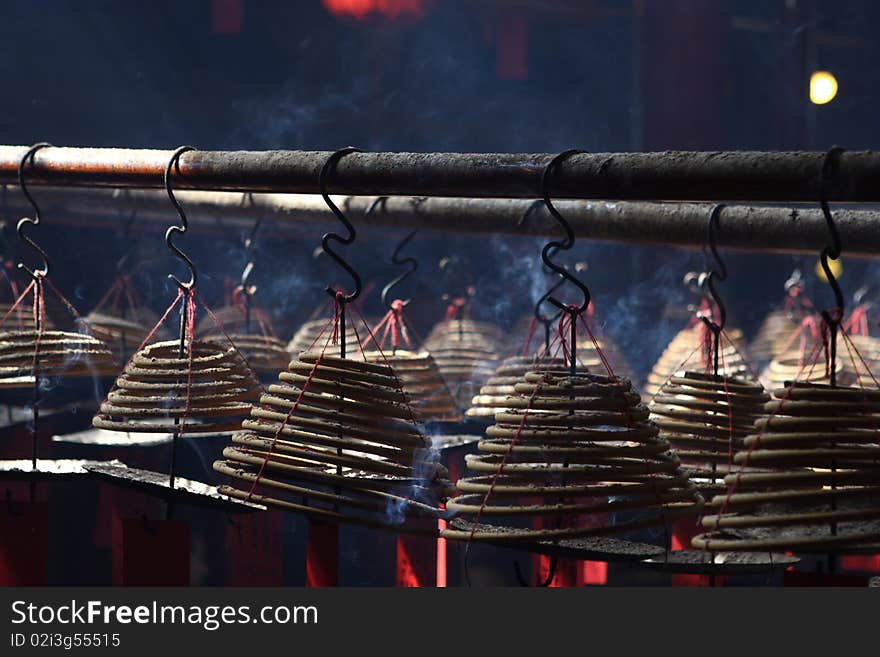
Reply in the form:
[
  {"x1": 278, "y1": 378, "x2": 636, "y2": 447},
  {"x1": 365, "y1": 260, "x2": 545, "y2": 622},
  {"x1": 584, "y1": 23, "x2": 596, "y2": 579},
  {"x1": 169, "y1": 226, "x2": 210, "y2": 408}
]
[
  {"x1": 698, "y1": 204, "x2": 728, "y2": 376},
  {"x1": 164, "y1": 146, "x2": 198, "y2": 291},
  {"x1": 16, "y1": 142, "x2": 53, "y2": 280},
  {"x1": 381, "y1": 230, "x2": 418, "y2": 309},
  {"x1": 819, "y1": 147, "x2": 845, "y2": 316},
  {"x1": 540, "y1": 149, "x2": 590, "y2": 314},
  {"x1": 320, "y1": 147, "x2": 363, "y2": 303},
  {"x1": 699, "y1": 204, "x2": 728, "y2": 331},
  {"x1": 241, "y1": 208, "x2": 262, "y2": 292},
  {"x1": 818, "y1": 146, "x2": 846, "y2": 386}
]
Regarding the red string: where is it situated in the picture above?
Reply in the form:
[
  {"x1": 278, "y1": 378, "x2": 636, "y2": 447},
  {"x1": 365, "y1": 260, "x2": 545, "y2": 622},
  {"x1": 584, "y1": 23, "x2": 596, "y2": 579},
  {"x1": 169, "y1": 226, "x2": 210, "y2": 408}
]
[
  {"x1": 245, "y1": 320, "x2": 334, "y2": 501},
  {"x1": 556, "y1": 313, "x2": 572, "y2": 367},
  {"x1": 348, "y1": 303, "x2": 420, "y2": 427},
  {"x1": 784, "y1": 286, "x2": 814, "y2": 313},
  {"x1": 445, "y1": 297, "x2": 467, "y2": 321},
  {"x1": 843, "y1": 304, "x2": 869, "y2": 337},
  {"x1": 0, "y1": 279, "x2": 36, "y2": 327},
  {"x1": 466, "y1": 368, "x2": 547, "y2": 544},
  {"x1": 1, "y1": 261, "x2": 18, "y2": 298},
  {"x1": 330, "y1": 292, "x2": 344, "y2": 347},
  {"x1": 193, "y1": 290, "x2": 260, "y2": 381},
  {"x1": 721, "y1": 327, "x2": 761, "y2": 383},
  {"x1": 369, "y1": 300, "x2": 413, "y2": 352},
  {"x1": 96, "y1": 290, "x2": 184, "y2": 408},
  {"x1": 176, "y1": 294, "x2": 197, "y2": 444},
  {"x1": 576, "y1": 311, "x2": 614, "y2": 377},
  {"x1": 31, "y1": 277, "x2": 45, "y2": 379},
  {"x1": 42, "y1": 276, "x2": 87, "y2": 324},
  {"x1": 94, "y1": 277, "x2": 122, "y2": 311},
  {"x1": 520, "y1": 316, "x2": 539, "y2": 357},
  {"x1": 716, "y1": 333, "x2": 825, "y2": 524}
]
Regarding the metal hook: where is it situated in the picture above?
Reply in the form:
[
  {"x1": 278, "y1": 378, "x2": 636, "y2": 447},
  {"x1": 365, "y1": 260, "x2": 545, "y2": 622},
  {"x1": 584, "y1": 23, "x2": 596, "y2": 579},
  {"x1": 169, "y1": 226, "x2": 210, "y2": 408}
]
[
  {"x1": 381, "y1": 230, "x2": 418, "y2": 309},
  {"x1": 698, "y1": 204, "x2": 727, "y2": 376},
  {"x1": 699, "y1": 204, "x2": 728, "y2": 331},
  {"x1": 16, "y1": 143, "x2": 53, "y2": 280},
  {"x1": 819, "y1": 146, "x2": 846, "y2": 387},
  {"x1": 513, "y1": 556, "x2": 558, "y2": 587},
  {"x1": 240, "y1": 215, "x2": 263, "y2": 291},
  {"x1": 164, "y1": 146, "x2": 198, "y2": 291},
  {"x1": 684, "y1": 271, "x2": 710, "y2": 302},
  {"x1": 854, "y1": 284, "x2": 873, "y2": 307},
  {"x1": 540, "y1": 149, "x2": 590, "y2": 314},
  {"x1": 535, "y1": 276, "x2": 566, "y2": 324},
  {"x1": 819, "y1": 146, "x2": 845, "y2": 315},
  {"x1": 517, "y1": 199, "x2": 545, "y2": 229},
  {"x1": 784, "y1": 268, "x2": 804, "y2": 293},
  {"x1": 320, "y1": 147, "x2": 363, "y2": 303},
  {"x1": 365, "y1": 195, "x2": 388, "y2": 216}
]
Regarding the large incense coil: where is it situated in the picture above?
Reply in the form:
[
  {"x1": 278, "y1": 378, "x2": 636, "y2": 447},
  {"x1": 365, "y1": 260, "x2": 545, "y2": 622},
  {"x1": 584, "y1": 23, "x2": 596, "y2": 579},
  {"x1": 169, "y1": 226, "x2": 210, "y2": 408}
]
[
  {"x1": 206, "y1": 333, "x2": 289, "y2": 376},
  {"x1": 749, "y1": 309, "x2": 802, "y2": 366},
  {"x1": 443, "y1": 366, "x2": 703, "y2": 542},
  {"x1": 195, "y1": 304, "x2": 278, "y2": 336},
  {"x1": 213, "y1": 351, "x2": 453, "y2": 528},
  {"x1": 0, "y1": 303, "x2": 54, "y2": 331},
  {"x1": 576, "y1": 334, "x2": 637, "y2": 383},
  {"x1": 423, "y1": 318, "x2": 502, "y2": 408},
  {"x1": 196, "y1": 305, "x2": 247, "y2": 335},
  {"x1": 649, "y1": 371, "x2": 770, "y2": 496},
  {"x1": 286, "y1": 316, "x2": 381, "y2": 356},
  {"x1": 85, "y1": 310, "x2": 161, "y2": 360},
  {"x1": 759, "y1": 349, "x2": 844, "y2": 389},
  {"x1": 92, "y1": 339, "x2": 262, "y2": 433},
  {"x1": 694, "y1": 382, "x2": 880, "y2": 552},
  {"x1": 0, "y1": 330, "x2": 117, "y2": 387},
  {"x1": 645, "y1": 324, "x2": 750, "y2": 398},
  {"x1": 360, "y1": 349, "x2": 460, "y2": 422},
  {"x1": 840, "y1": 334, "x2": 880, "y2": 387},
  {"x1": 466, "y1": 355, "x2": 568, "y2": 417}
]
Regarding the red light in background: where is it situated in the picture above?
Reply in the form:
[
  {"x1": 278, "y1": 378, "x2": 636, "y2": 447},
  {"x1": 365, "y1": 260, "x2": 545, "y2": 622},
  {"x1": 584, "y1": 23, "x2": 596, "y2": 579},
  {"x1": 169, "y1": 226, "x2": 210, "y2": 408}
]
[
  {"x1": 495, "y1": 14, "x2": 528, "y2": 80},
  {"x1": 212, "y1": 0, "x2": 244, "y2": 34},
  {"x1": 322, "y1": 0, "x2": 426, "y2": 21}
]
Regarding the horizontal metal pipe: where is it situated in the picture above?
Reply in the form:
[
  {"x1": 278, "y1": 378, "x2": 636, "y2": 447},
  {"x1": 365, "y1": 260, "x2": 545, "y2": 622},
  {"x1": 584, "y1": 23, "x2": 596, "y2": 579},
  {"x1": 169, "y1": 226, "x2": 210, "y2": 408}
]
[
  {"x1": 4, "y1": 186, "x2": 880, "y2": 257},
  {"x1": 2, "y1": 145, "x2": 880, "y2": 201}
]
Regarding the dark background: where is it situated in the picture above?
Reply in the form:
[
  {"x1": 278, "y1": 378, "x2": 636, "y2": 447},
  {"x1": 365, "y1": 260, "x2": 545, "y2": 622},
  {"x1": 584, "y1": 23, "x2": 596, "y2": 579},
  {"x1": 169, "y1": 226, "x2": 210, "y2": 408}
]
[{"x1": 1, "y1": 0, "x2": 879, "y2": 376}]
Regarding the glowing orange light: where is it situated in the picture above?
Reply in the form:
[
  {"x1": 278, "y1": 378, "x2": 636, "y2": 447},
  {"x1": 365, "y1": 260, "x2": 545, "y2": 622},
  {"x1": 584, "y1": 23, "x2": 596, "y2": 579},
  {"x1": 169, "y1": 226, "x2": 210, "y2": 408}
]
[{"x1": 322, "y1": 0, "x2": 426, "y2": 20}]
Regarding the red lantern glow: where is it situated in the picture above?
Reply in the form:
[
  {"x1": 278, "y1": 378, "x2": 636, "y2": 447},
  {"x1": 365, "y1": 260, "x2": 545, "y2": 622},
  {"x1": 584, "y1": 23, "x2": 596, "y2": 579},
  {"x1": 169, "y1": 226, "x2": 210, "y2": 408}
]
[{"x1": 322, "y1": 0, "x2": 426, "y2": 21}]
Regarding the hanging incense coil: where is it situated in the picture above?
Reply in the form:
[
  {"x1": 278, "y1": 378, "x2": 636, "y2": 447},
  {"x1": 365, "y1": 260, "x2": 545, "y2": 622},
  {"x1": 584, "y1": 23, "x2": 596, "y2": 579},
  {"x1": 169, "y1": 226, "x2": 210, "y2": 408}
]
[
  {"x1": 749, "y1": 309, "x2": 803, "y2": 367},
  {"x1": 0, "y1": 302, "x2": 54, "y2": 331},
  {"x1": 577, "y1": 334, "x2": 637, "y2": 383},
  {"x1": 214, "y1": 352, "x2": 453, "y2": 528},
  {"x1": 423, "y1": 318, "x2": 502, "y2": 409},
  {"x1": 361, "y1": 350, "x2": 460, "y2": 423},
  {"x1": 644, "y1": 324, "x2": 750, "y2": 398},
  {"x1": 694, "y1": 382, "x2": 880, "y2": 552},
  {"x1": 286, "y1": 316, "x2": 380, "y2": 356},
  {"x1": 85, "y1": 310, "x2": 161, "y2": 361},
  {"x1": 205, "y1": 333, "x2": 289, "y2": 376},
  {"x1": 92, "y1": 339, "x2": 262, "y2": 433},
  {"x1": 466, "y1": 355, "x2": 568, "y2": 418},
  {"x1": 839, "y1": 334, "x2": 880, "y2": 388},
  {"x1": 0, "y1": 330, "x2": 117, "y2": 387},
  {"x1": 196, "y1": 305, "x2": 247, "y2": 335},
  {"x1": 443, "y1": 366, "x2": 703, "y2": 542},
  {"x1": 195, "y1": 304, "x2": 288, "y2": 376},
  {"x1": 759, "y1": 349, "x2": 844, "y2": 389},
  {"x1": 649, "y1": 371, "x2": 770, "y2": 496}
]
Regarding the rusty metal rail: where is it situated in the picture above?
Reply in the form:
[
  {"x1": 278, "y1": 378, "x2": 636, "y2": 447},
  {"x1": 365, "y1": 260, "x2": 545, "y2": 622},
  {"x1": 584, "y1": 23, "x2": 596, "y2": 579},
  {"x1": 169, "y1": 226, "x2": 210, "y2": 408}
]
[
  {"x1": 2, "y1": 145, "x2": 880, "y2": 201},
  {"x1": 5, "y1": 186, "x2": 880, "y2": 257}
]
